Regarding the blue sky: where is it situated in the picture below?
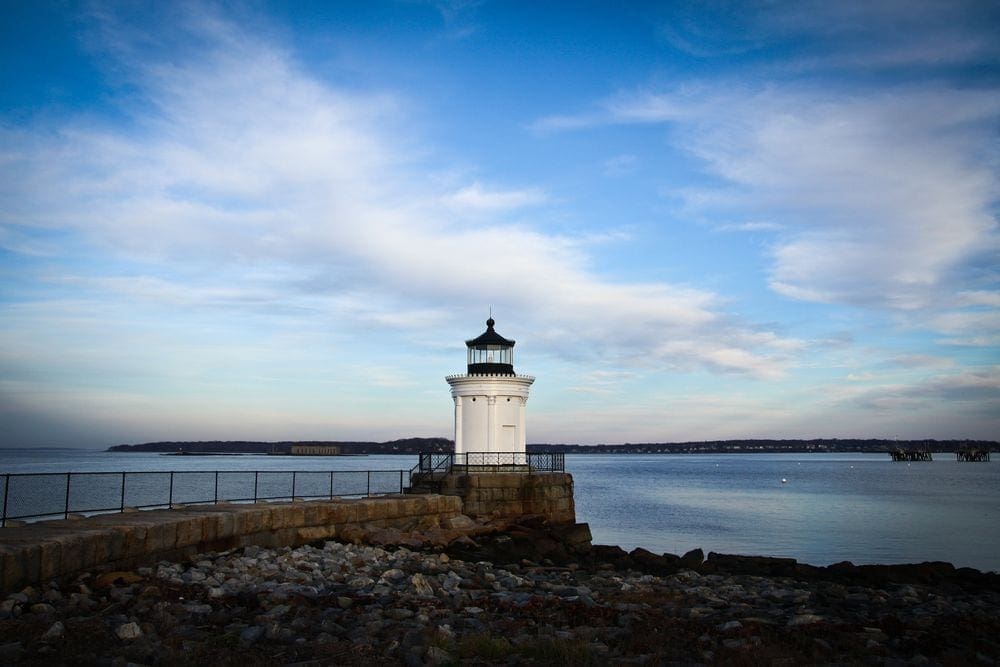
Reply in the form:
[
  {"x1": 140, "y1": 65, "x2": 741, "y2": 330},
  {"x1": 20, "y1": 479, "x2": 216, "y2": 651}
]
[{"x1": 1, "y1": 1, "x2": 998, "y2": 447}]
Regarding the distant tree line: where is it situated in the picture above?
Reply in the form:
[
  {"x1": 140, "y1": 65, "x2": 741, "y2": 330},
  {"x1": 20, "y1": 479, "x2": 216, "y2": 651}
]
[
  {"x1": 108, "y1": 437, "x2": 996, "y2": 455},
  {"x1": 526, "y1": 439, "x2": 999, "y2": 454},
  {"x1": 107, "y1": 437, "x2": 453, "y2": 454}
]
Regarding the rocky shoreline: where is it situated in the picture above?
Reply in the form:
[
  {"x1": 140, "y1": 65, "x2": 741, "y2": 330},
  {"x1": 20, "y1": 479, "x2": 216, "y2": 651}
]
[{"x1": 0, "y1": 519, "x2": 998, "y2": 666}]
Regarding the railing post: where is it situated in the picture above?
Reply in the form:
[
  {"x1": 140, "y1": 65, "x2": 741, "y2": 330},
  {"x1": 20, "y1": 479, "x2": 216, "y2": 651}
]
[
  {"x1": 367, "y1": 471, "x2": 371, "y2": 497},
  {"x1": 399, "y1": 469, "x2": 404, "y2": 493},
  {"x1": 329, "y1": 471, "x2": 334, "y2": 499},
  {"x1": 292, "y1": 472, "x2": 297, "y2": 501},
  {"x1": 65, "y1": 473, "x2": 71, "y2": 519},
  {"x1": 253, "y1": 471, "x2": 259, "y2": 503},
  {"x1": 1, "y1": 474, "x2": 9, "y2": 527},
  {"x1": 214, "y1": 471, "x2": 219, "y2": 504},
  {"x1": 120, "y1": 472, "x2": 126, "y2": 511},
  {"x1": 169, "y1": 471, "x2": 174, "y2": 507}
]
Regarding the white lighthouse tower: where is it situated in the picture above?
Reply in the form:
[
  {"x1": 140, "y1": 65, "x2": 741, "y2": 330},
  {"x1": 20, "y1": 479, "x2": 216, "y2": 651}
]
[{"x1": 446, "y1": 318, "x2": 534, "y2": 457}]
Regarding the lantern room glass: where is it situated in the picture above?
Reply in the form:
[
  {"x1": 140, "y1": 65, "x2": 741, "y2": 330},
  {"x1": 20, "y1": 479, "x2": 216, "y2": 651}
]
[{"x1": 468, "y1": 345, "x2": 512, "y2": 366}]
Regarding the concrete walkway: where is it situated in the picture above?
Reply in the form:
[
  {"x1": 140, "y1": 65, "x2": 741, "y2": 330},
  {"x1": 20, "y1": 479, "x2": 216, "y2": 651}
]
[{"x1": 0, "y1": 494, "x2": 462, "y2": 592}]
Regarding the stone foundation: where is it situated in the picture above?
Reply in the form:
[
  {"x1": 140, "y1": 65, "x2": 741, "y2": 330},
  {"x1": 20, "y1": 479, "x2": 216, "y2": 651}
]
[{"x1": 438, "y1": 472, "x2": 576, "y2": 524}]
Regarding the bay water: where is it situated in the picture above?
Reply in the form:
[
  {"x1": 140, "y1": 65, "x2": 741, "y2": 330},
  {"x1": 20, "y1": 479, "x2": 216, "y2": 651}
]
[{"x1": 1, "y1": 449, "x2": 997, "y2": 572}]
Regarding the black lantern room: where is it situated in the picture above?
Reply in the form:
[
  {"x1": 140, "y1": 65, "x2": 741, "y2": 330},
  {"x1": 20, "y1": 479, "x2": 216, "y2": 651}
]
[{"x1": 466, "y1": 318, "x2": 515, "y2": 375}]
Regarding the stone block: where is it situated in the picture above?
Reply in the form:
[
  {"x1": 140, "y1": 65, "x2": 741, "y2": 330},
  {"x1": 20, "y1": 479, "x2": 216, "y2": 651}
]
[
  {"x1": 174, "y1": 517, "x2": 204, "y2": 547},
  {"x1": 1, "y1": 548, "x2": 26, "y2": 592},
  {"x1": 503, "y1": 501, "x2": 524, "y2": 516},
  {"x1": 282, "y1": 505, "x2": 308, "y2": 528},
  {"x1": 296, "y1": 526, "x2": 336, "y2": 544},
  {"x1": 334, "y1": 501, "x2": 360, "y2": 524},
  {"x1": 240, "y1": 508, "x2": 265, "y2": 534},
  {"x1": 54, "y1": 533, "x2": 85, "y2": 573},
  {"x1": 118, "y1": 524, "x2": 149, "y2": 558},
  {"x1": 299, "y1": 503, "x2": 327, "y2": 526},
  {"x1": 102, "y1": 528, "x2": 126, "y2": 563},
  {"x1": 38, "y1": 541, "x2": 61, "y2": 583},
  {"x1": 145, "y1": 521, "x2": 178, "y2": 553}
]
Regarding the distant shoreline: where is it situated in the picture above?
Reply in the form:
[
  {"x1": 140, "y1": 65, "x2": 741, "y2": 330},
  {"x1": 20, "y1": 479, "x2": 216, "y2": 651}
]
[{"x1": 104, "y1": 438, "x2": 998, "y2": 456}]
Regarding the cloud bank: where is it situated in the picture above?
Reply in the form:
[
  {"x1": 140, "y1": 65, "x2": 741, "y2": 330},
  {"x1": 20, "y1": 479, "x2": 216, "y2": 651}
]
[{"x1": 0, "y1": 7, "x2": 796, "y2": 385}]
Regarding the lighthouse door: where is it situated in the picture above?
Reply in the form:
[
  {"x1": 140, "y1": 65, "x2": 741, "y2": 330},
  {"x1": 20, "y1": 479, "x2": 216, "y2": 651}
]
[{"x1": 501, "y1": 425, "x2": 517, "y2": 452}]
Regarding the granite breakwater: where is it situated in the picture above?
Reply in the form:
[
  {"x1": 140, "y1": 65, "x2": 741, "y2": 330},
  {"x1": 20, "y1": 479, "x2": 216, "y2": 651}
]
[{"x1": 0, "y1": 519, "x2": 998, "y2": 666}]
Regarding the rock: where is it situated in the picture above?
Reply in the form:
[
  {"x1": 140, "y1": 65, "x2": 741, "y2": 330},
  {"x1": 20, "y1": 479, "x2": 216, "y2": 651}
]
[
  {"x1": 29, "y1": 603, "x2": 55, "y2": 615},
  {"x1": 442, "y1": 514, "x2": 478, "y2": 531},
  {"x1": 42, "y1": 621, "x2": 65, "y2": 640},
  {"x1": 451, "y1": 535, "x2": 479, "y2": 549},
  {"x1": 115, "y1": 622, "x2": 143, "y2": 640},
  {"x1": 441, "y1": 572, "x2": 463, "y2": 592},
  {"x1": 339, "y1": 524, "x2": 370, "y2": 544},
  {"x1": 680, "y1": 548, "x2": 705, "y2": 568},
  {"x1": 95, "y1": 571, "x2": 143, "y2": 589},
  {"x1": 379, "y1": 568, "x2": 406, "y2": 584},
  {"x1": 0, "y1": 642, "x2": 24, "y2": 662},
  {"x1": 369, "y1": 528, "x2": 404, "y2": 546},
  {"x1": 183, "y1": 603, "x2": 212, "y2": 615},
  {"x1": 704, "y1": 553, "x2": 798, "y2": 577},
  {"x1": 240, "y1": 626, "x2": 264, "y2": 644},
  {"x1": 426, "y1": 646, "x2": 453, "y2": 664},
  {"x1": 629, "y1": 547, "x2": 679, "y2": 574},
  {"x1": 555, "y1": 522, "x2": 593, "y2": 553},
  {"x1": 719, "y1": 620, "x2": 743, "y2": 632},
  {"x1": 787, "y1": 614, "x2": 824, "y2": 626},
  {"x1": 813, "y1": 638, "x2": 833, "y2": 652},
  {"x1": 410, "y1": 573, "x2": 434, "y2": 597}
]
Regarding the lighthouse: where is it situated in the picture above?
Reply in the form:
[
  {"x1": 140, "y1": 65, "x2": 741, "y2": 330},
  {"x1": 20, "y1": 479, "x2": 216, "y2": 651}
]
[{"x1": 446, "y1": 318, "x2": 534, "y2": 457}]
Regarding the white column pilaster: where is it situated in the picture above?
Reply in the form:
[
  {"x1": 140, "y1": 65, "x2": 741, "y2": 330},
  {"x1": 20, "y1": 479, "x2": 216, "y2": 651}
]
[
  {"x1": 454, "y1": 395, "x2": 463, "y2": 454},
  {"x1": 487, "y1": 395, "x2": 497, "y2": 453},
  {"x1": 518, "y1": 398, "x2": 527, "y2": 454}
]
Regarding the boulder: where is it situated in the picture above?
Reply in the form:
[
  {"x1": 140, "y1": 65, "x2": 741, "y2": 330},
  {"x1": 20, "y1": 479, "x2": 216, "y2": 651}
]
[
  {"x1": 553, "y1": 522, "x2": 593, "y2": 554},
  {"x1": 441, "y1": 514, "x2": 478, "y2": 531},
  {"x1": 629, "y1": 547, "x2": 680, "y2": 574},
  {"x1": 680, "y1": 548, "x2": 704, "y2": 568}
]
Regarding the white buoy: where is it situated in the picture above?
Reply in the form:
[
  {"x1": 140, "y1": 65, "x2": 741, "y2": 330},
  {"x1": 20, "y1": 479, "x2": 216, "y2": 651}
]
[{"x1": 781, "y1": 478, "x2": 787, "y2": 484}]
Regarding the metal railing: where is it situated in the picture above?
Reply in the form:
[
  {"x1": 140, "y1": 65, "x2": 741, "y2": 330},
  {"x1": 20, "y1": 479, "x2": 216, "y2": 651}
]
[
  {"x1": 409, "y1": 452, "x2": 565, "y2": 482},
  {"x1": 0, "y1": 469, "x2": 407, "y2": 526}
]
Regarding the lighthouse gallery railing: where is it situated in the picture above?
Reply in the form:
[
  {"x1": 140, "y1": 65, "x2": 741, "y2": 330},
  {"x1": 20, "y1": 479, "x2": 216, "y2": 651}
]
[{"x1": 411, "y1": 452, "x2": 565, "y2": 479}]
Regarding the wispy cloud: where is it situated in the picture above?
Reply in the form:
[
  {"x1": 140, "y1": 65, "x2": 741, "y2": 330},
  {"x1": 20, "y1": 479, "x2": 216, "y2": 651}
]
[
  {"x1": 657, "y1": 0, "x2": 1000, "y2": 72},
  {"x1": 539, "y1": 84, "x2": 1000, "y2": 328},
  {"x1": 0, "y1": 6, "x2": 798, "y2": 387},
  {"x1": 442, "y1": 182, "x2": 547, "y2": 211}
]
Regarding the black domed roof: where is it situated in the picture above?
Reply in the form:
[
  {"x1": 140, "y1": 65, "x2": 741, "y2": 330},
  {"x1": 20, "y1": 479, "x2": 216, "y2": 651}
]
[{"x1": 465, "y1": 318, "x2": 515, "y2": 348}]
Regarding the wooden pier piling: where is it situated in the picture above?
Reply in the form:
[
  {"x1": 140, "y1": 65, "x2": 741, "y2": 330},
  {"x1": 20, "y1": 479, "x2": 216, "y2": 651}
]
[
  {"x1": 889, "y1": 448, "x2": 933, "y2": 462},
  {"x1": 956, "y1": 448, "x2": 990, "y2": 462}
]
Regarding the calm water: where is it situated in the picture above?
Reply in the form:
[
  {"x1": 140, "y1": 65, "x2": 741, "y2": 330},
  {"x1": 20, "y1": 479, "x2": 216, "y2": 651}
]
[
  {"x1": 572, "y1": 453, "x2": 1000, "y2": 572},
  {"x1": 1, "y1": 449, "x2": 998, "y2": 572}
]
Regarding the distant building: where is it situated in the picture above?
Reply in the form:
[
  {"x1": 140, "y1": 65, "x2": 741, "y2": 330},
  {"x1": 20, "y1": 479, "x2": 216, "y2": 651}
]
[
  {"x1": 446, "y1": 318, "x2": 534, "y2": 455},
  {"x1": 289, "y1": 444, "x2": 341, "y2": 456}
]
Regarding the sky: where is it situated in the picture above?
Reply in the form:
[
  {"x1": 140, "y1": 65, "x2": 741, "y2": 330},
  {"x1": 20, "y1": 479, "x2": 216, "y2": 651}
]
[{"x1": 1, "y1": 1, "x2": 998, "y2": 448}]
